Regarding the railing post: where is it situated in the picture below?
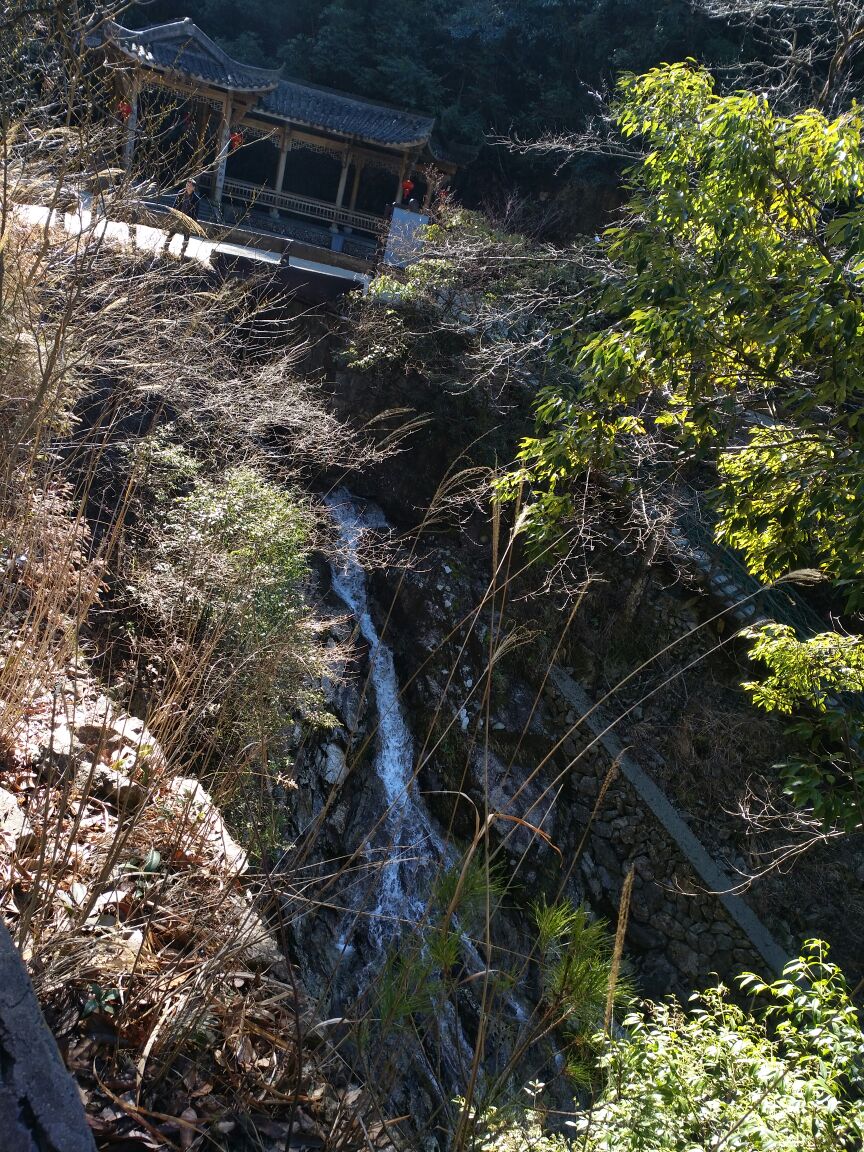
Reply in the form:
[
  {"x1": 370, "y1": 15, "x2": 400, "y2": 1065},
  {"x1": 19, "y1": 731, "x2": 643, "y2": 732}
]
[{"x1": 225, "y1": 179, "x2": 384, "y2": 239}]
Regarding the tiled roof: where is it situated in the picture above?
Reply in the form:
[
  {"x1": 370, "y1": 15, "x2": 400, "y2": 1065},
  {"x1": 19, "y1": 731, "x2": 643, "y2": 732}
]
[
  {"x1": 261, "y1": 80, "x2": 434, "y2": 149},
  {"x1": 90, "y1": 19, "x2": 281, "y2": 94},
  {"x1": 89, "y1": 19, "x2": 436, "y2": 152}
]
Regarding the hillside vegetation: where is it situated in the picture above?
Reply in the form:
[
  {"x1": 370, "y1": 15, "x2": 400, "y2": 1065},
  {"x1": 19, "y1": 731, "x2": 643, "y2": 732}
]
[{"x1": 1, "y1": 3, "x2": 863, "y2": 1151}]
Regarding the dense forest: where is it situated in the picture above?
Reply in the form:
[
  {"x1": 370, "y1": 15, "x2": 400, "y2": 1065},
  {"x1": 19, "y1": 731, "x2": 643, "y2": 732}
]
[{"x1": 3, "y1": 1, "x2": 864, "y2": 1151}]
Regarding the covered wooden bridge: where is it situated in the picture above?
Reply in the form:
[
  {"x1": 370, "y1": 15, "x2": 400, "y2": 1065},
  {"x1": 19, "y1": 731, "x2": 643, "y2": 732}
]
[{"x1": 86, "y1": 18, "x2": 454, "y2": 260}]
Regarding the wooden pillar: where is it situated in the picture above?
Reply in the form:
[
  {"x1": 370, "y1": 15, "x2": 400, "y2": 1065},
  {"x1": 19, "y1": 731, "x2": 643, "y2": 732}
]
[
  {"x1": 395, "y1": 153, "x2": 407, "y2": 203},
  {"x1": 122, "y1": 75, "x2": 140, "y2": 172},
  {"x1": 194, "y1": 99, "x2": 210, "y2": 172},
  {"x1": 349, "y1": 158, "x2": 364, "y2": 210},
  {"x1": 330, "y1": 148, "x2": 351, "y2": 233},
  {"x1": 270, "y1": 130, "x2": 290, "y2": 219},
  {"x1": 212, "y1": 95, "x2": 233, "y2": 207},
  {"x1": 343, "y1": 158, "x2": 365, "y2": 234}
]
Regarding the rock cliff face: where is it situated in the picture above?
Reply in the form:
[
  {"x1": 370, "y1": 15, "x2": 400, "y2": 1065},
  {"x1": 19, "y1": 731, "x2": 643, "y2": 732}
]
[{"x1": 299, "y1": 357, "x2": 864, "y2": 1009}]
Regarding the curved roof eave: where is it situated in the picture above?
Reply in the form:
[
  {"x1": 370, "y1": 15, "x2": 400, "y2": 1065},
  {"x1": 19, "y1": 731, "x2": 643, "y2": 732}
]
[
  {"x1": 255, "y1": 114, "x2": 433, "y2": 152},
  {"x1": 87, "y1": 18, "x2": 443, "y2": 155},
  {"x1": 93, "y1": 18, "x2": 282, "y2": 93}
]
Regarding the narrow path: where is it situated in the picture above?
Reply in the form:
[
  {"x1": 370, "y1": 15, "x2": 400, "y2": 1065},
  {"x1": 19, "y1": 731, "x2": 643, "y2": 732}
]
[{"x1": 549, "y1": 666, "x2": 790, "y2": 974}]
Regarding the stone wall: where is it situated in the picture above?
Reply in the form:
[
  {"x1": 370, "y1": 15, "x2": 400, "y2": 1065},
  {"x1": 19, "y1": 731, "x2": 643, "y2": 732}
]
[{"x1": 542, "y1": 667, "x2": 789, "y2": 996}]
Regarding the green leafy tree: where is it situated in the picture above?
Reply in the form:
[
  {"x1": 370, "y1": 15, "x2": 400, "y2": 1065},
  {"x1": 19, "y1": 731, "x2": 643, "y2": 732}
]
[
  {"x1": 502, "y1": 62, "x2": 864, "y2": 830},
  {"x1": 477, "y1": 943, "x2": 864, "y2": 1152}
]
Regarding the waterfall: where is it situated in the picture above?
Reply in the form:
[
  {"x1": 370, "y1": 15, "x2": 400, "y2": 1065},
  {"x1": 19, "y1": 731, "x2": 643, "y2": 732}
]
[
  {"x1": 325, "y1": 490, "x2": 532, "y2": 1098},
  {"x1": 325, "y1": 489, "x2": 440, "y2": 939}
]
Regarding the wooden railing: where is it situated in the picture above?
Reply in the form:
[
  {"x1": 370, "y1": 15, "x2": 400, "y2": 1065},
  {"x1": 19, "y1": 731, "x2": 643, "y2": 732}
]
[{"x1": 222, "y1": 179, "x2": 385, "y2": 235}]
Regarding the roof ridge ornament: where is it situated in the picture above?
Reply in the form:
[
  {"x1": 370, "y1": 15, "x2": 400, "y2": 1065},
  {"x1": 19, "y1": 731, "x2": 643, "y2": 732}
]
[
  {"x1": 86, "y1": 17, "x2": 448, "y2": 156},
  {"x1": 97, "y1": 18, "x2": 282, "y2": 92}
]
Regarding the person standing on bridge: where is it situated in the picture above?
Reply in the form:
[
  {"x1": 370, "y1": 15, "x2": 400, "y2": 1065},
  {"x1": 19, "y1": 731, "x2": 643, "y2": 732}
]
[
  {"x1": 175, "y1": 179, "x2": 200, "y2": 221},
  {"x1": 174, "y1": 179, "x2": 201, "y2": 258}
]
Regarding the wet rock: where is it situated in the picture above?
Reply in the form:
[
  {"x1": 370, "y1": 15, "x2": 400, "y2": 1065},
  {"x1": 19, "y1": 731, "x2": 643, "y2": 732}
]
[{"x1": 322, "y1": 744, "x2": 348, "y2": 787}]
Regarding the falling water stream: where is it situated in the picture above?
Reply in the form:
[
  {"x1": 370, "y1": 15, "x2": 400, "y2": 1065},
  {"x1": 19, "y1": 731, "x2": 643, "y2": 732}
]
[
  {"x1": 325, "y1": 490, "x2": 533, "y2": 1105},
  {"x1": 325, "y1": 490, "x2": 442, "y2": 938}
]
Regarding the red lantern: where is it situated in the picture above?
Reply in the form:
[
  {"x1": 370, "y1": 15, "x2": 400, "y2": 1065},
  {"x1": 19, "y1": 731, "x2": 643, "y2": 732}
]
[
  {"x1": 229, "y1": 130, "x2": 243, "y2": 152},
  {"x1": 401, "y1": 177, "x2": 414, "y2": 199},
  {"x1": 117, "y1": 99, "x2": 132, "y2": 123}
]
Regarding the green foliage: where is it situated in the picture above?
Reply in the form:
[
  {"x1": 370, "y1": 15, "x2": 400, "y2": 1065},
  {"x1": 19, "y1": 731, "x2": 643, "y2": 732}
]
[
  {"x1": 743, "y1": 625, "x2": 864, "y2": 716},
  {"x1": 742, "y1": 624, "x2": 864, "y2": 828},
  {"x1": 155, "y1": 464, "x2": 310, "y2": 638},
  {"x1": 370, "y1": 856, "x2": 507, "y2": 1041},
  {"x1": 503, "y1": 62, "x2": 864, "y2": 830},
  {"x1": 127, "y1": 427, "x2": 200, "y2": 508},
  {"x1": 533, "y1": 898, "x2": 632, "y2": 1084},
  {"x1": 509, "y1": 63, "x2": 864, "y2": 539},
  {"x1": 434, "y1": 853, "x2": 505, "y2": 936},
  {"x1": 136, "y1": 462, "x2": 323, "y2": 759},
  {"x1": 573, "y1": 942, "x2": 864, "y2": 1151},
  {"x1": 478, "y1": 944, "x2": 864, "y2": 1152},
  {"x1": 346, "y1": 207, "x2": 572, "y2": 396}
]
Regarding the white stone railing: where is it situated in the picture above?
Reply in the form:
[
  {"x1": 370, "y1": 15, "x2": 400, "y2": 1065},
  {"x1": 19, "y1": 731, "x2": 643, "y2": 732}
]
[{"x1": 222, "y1": 179, "x2": 385, "y2": 235}]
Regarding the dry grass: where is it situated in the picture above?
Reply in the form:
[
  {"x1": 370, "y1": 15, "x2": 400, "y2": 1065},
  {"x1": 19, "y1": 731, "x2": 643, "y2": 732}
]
[{"x1": 0, "y1": 21, "x2": 389, "y2": 1142}]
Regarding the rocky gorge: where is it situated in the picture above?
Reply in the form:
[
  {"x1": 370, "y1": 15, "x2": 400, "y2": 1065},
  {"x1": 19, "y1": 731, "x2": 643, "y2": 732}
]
[
  {"x1": 264, "y1": 333, "x2": 864, "y2": 1132},
  {"x1": 3, "y1": 198, "x2": 863, "y2": 1150}
]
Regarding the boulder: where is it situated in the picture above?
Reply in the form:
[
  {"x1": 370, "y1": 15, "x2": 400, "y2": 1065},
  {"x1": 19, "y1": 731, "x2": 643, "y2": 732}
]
[
  {"x1": 76, "y1": 761, "x2": 147, "y2": 815},
  {"x1": 0, "y1": 787, "x2": 32, "y2": 850},
  {"x1": 86, "y1": 928, "x2": 145, "y2": 976},
  {"x1": 164, "y1": 777, "x2": 247, "y2": 874},
  {"x1": 34, "y1": 724, "x2": 85, "y2": 778},
  {"x1": 233, "y1": 903, "x2": 288, "y2": 975},
  {"x1": 75, "y1": 710, "x2": 167, "y2": 774}
]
